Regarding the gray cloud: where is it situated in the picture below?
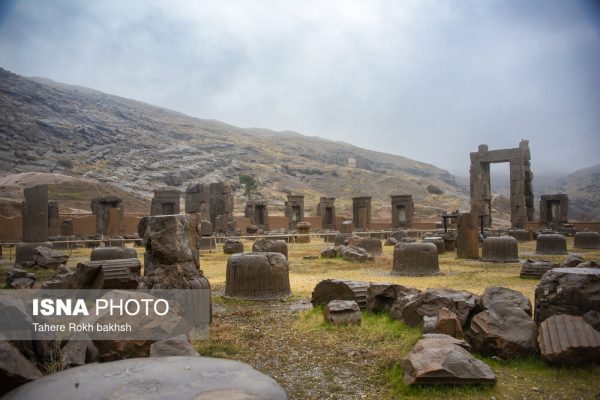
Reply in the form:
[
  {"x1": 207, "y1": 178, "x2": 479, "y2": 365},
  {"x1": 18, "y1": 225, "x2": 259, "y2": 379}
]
[{"x1": 1, "y1": 0, "x2": 599, "y2": 176}]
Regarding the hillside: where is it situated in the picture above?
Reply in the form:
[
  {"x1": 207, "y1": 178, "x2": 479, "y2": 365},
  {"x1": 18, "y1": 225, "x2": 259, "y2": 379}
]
[{"x1": 0, "y1": 67, "x2": 467, "y2": 218}]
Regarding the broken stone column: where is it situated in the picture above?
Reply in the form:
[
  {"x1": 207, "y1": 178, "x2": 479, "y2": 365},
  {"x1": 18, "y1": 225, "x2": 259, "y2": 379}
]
[
  {"x1": 422, "y1": 237, "x2": 445, "y2": 254},
  {"x1": 296, "y1": 221, "x2": 311, "y2": 243},
  {"x1": 311, "y1": 279, "x2": 370, "y2": 309},
  {"x1": 316, "y1": 197, "x2": 336, "y2": 230},
  {"x1": 150, "y1": 189, "x2": 181, "y2": 215},
  {"x1": 284, "y1": 194, "x2": 305, "y2": 230},
  {"x1": 252, "y1": 239, "x2": 288, "y2": 259},
  {"x1": 355, "y1": 237, "x2": 382, "y2": 256},
  {"x1": 536, "y1": 234, "x2": 567, "y2": 255},
  {"x1": 59, "y1": 219, "x2": 73, "y2": 236},
  {"x1": 16, "y1": 185, "x2": 53, "y2": 264},
  {"x1": 90, "y1": 247, "x2": 138, "y2": 261},
  {"x1": 392, "y1": 242, "x2": 439, "y2": 276},
  {"x1": 391, "y1": 195, "x2": 414, "y2": 229},
  {"x1": 244, "y1": 199, "x2": 269, "y2": 230},
  {"x1": 481, "y1": 236, "x2": 519, "y2": 263},
  {"x1": 538, "y1": 314, "x2": 600, "y2": 366},
  {"x1": 185, "y1": 182, "x2": 235, "y2": 233},
  {"x1": 324, "y1": 300, "x2": 361, "y2": 325},
  {"x1": 352, "y1": 196, "x2": 371, "y2": 230},
  {"x1": 91, "y1": 196, "x2": 124, "y2": 236},
  {"x1": 456, "y1": 212, "x2": 479, "y2": 259},
  {"x1": 339, "y1": 220, "x2": 353, "y2": 234},
  {"x1": 574, "y1": 231, "x2": 600, "y2": 249},
  {"x1": 47, "y1": 200, "x2": 59, "y2": 237},
  {"x1": 224, "y1": 252, "x2": 291, "y2": 300},
  {"x1": 137, "y1": 214, "x2": 210, "y2": 289}
]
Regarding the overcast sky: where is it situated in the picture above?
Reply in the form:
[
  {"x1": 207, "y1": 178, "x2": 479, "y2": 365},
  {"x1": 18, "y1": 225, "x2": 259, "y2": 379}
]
[{"x1": 1, "y1": 0, "x2": 599, "y2": 176}]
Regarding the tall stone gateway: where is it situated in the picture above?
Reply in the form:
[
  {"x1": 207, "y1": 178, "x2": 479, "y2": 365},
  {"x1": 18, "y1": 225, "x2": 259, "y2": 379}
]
[
  {"x1": 469, "y1": 140, "x2": 534, "y2": 228},
  {"x1": 352, "y1": 196, "x2": 371, "y2": 230},
  {"x1": 456, "y1": 212, "x2": 479, "y2": 259},
  {"x1": 150, "y1": 189, "x2": 181, "y2": 216},
  {"x1": 91, "y1": 196, "x2": 125, "y2": 236},
  {"x1": 284, "y1": 194, "x2": 305, "y2": 230},
  {"x1": 316, "y1": 197, "x2": 336, "y2": 230},
  {"x1": 47, "y1": 200, "x2": 59, "y2": 237},
  {"x1": 245, "y1": 199, "x2": 269, "y2": 230},
  {"x1": 539, "y1": 194, "x2": 569, "y2": 229},
  {"x1": 391, "y1": 195, "x2": 414, "y2": 229},
  {"x1": 185, "y1": 182, "x2": 235, "y2": 233}
]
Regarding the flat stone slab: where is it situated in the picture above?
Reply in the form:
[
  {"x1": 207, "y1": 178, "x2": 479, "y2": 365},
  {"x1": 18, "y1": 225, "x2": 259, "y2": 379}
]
[{"x1": 3, "y1": 356, "x2": 288, "y2": 400}]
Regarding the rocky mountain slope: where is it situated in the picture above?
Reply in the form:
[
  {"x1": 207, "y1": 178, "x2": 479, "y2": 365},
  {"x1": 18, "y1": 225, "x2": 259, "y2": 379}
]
[{"x1": 0, "y1": 67, "x2": 467, "y2": 218}]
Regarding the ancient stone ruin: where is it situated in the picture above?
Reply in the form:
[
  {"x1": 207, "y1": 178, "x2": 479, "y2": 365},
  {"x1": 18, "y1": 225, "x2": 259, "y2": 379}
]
[
  {"x1": 16, "y1": 185, "x2": 53, "y2": 264},
  {"x1": 252, "y1": 238, "x2": 288, "y2": 259},
  {"x1": 60, "y1": 219, "x2": 73, "y2": 236},
  {"x1": 390, "y1": 195, "x2": 414, "y2": 229},
  {"x1": 324, "y1": 300, "x2": 361, "y2": 325},
  {"x1": 520, "y1": 259, "x2": 555, "y2": 278},
  {"x1": 537, "y1": 314, "x2": 600, "y2": 366},
  {"x1": 185, "y1": 182, "x2": 235, "y2": 233},
  {"x1": 456, "y1": 212, "x2": 479, "y2": 259},
  {"x1": 296, "y1": 221, "x2": 311, "y2": 243},
  {"x1": 470, "y1": 140, "x2": 534, "y2": 228},
  {"x1": 91, "y1": 196, "x2": 125, "y2": 236},
  {"x1": 224, "y1": 252, "x2": 291, "y2": 300},
  {"x1": 311, "y1": 279, "x2": 370, "y2": 309},
  {"x1": 352, "y1": 196, "x2": 371, "y2": 230},
  {"x1": 150, "y1": 189, "x2": 180, "y2": 215},
  {"x1": 47, "y1": 200, "x2": 59, "y2": 237},
  {"x1": 90, "y1": 246, "x2": 138, "y2": 261},
  {"x1": 244, "y1": 198, "x2": 269, "y2": 230},
  {"x1": 422, "y1": 236, "x2": 445, "y2": 254},
  {"x1": 284, "y1": 194, "x2": 304, "y2": 230},
  {"x1": 392, "y1": 242, "x2": 439, "y2": 276},
  {"x1": 480, "y1": 236, "x2": 519, "y2": 263},
  {"x1": 316, "y1": 196, "x2": 336, "y2": 230},
  {"x1": 535, "y1": 233, "x2": 567, "y2": 255},
  {"x1": 539, "y1": 194, "x2": 568, "y2": 229},
  {"x1": 223, "y1": 239, "x2": 244, "y2": 254},
  {"x1": 574, "y1": 231, "x2": 600, "y2": 249}
]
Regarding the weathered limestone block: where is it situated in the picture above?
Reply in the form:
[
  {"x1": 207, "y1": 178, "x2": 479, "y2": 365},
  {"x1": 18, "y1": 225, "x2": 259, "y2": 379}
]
[
  {"x1": 509, "y1": 229, "x2": 532, "y2": 242},
  {"x1": 334, "y1": 233, "x2": 351, "y2": 246},
  {"x1": 520, "y1": 259, "x2": 555, "y2": 278},
  {"x1": 59, "y1": 219, "x2": 73, "y2": 236},
  {"x1": 0, "y1": 341, "x2": 43, "y2": 396},
  {"x1": 41, "y1": 259, "x2": 141, "y2": 290},
  {"x1": 252, "y1": 239, "x2": 288, "y2": 259},
  {"x1": 225, "y1": 252, "x2": 291, "y2": 300},
  {"x1": 422, "y1": 237, "x2": 445, "y2": 254},
  {"x1": 434, "y1": 308, "x2": 463, "y2": 338},
  {"x1": 339, "y1": 220, "x2": 353, "y2": 234},
  {"x1": 311, "y1": 279, "x2": 370, "y2": 309},
  {"x1": 481, "y1": 236, "x2": 519, "y2": 263},
  {"x1": 367, "y1": 283, "x2": 420, "y2": 313},
  {"x1": 392, "y1": 242, "x2": 439, "y2": 276},
  {"x1": 320, "y1": 247, "x2": 338, "y2": 258},
  {"x1": 384, "y1": 237, "x2": 399, "y2": 246},
  {"x1": 150, "y1": 334, "x2": 199, "y2": 357},
  {"x1": 456, "y1": 212, "x2": 479, "y2": 259},
  {"x1": 481, "y1": 286, "x2": 532, "y2": 316},
  {"x1": 90, "y1": 246, "x2": 137, "y2": 261},
  {"x1": 21, "y1": 185, "x2": 48, "y2": 242},
  {"x1": 31, "y1": 246, "x2": 68, "y2": 269},
  {"x1": 441, "y1": 233, "x2": 456, "y2": 251},
  {"x1": 397, "y1": 288, "x2": 480, "y2": 327},
  {"x1": 223, "y1": 239, "x2": 244, "y2": 254},
  {"x1": 15, "y1": 242, "x2": 53, "y2": 265},
  {"x1": 138, "y1": 214, "x2": 210, "y2": 290},
  {"x1": 538, "y1": 314, "x2": 600, "y2": 366},
  {"x1": 402, "y1": 334, "x2": 496, "y2": 386},
  {"x1": 2, "y1": 357, "x2": 288, "y2": 400},
  {"x1": 336, "y1": 245, "x2": 374, "y2": 262},
  {"x1": 296, "y1": 221, "x2": 311, "y2": 243},
  {"x1": 536, "y1": 234, "x2": 567, "y2": 255},
  {"x1": 467, "y1": 305, "x2": 537, "y2": 358},
  {"x1": 355, "y1": 237, "x2": 382, "y2": 256},
  {"x1": 6, "y1": 268, "x2": 36, "y2": 289},
  {"x1": 560, "y1": 254, "x2": 584, "y2": 268},
  {"x1": 324, "y1": 300, "x2": 361, "y2": 325},
  {"x1": 534, "y1": 267, "x2": 600, "y2": 324},
  {"x1": 574, "y1": 231, "x2": 600, "y2": 249}
]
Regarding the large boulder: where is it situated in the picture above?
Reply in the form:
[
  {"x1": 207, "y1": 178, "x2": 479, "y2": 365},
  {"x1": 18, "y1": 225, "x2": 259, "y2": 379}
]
[
  {"x1": 534, "y1": 267, "x2": 600, "y2": 324},
  {"x1": 466, "y1": 305, "x2": 538, "y2": 358},
  {"x1": 0, "y1": 341, "x2": 43, "y2": 396},
  {"x1": 433, "y1": 307, "x2": 463, "y2": 338},
  {"x1": 392, "y1": 242, "x2": 439, "y2": 276},
  {"x1": 324, "y1": 300, "x2": 361, "y2": 325},
  {"x1": 225, "y1": 252, "x2": 291, "y2": 300},
  {"x1": 252, "y1": 239, "x2": 288, "y2": 259},
  {"x1": 150, "y1": 334, "x2": 199, "y2": 357},
  {"x1": 90, "y1": 246, "x2": 137, "y2": 261},
  {"x1": 395, "y1": 288, "x2": 480, "y2": 327},
  {"x1": 223, "y1": 239, "x2": 244, "y2": 254},
  {"x1": 538, "y1": 314, "x2": 600, "y2": 366},
  {"x1": 367, "y1": 283, "x2": 420, "y2": 313},
  {"x1": 2, "y1": 357, "x2": 288, "y2": 400},
  {"x1": 32, "y1": 246, "x2": 68, "y2": 269},
  {"x1": 311, "y1": 279, "x2": 370, "y2": 309},
  {"x1": 354, "y1": 237, "x2": 382, "y2": 256},
  {"x1": 402, "y1": 334, "x2": 496, "y2": 386},
  {"x1": 481, "y1": 286, "x2": 532, "y2": 316}
]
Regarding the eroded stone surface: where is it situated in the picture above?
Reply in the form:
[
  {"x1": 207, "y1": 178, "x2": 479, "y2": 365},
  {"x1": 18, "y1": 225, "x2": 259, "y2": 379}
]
[
  {"x1": 324, "y1": 300, "x2": 361, "y2": 325},
  {"x1": 538, "y1": 314, "x2": 600, "y2": 366}
]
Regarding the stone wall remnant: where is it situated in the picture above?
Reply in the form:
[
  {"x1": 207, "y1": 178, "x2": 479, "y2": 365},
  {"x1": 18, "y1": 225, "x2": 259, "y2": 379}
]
[
  {"x1": 224, "y1": 252, "x2": 291, "y2": 300},
  {"x1": 352, "y1": 196, "x2": 371, "y2": 230},
  {"x1": 150, "y1": 189, "x2": 180, "y2": 215},
  {"x1": 284, "y1": 194, "x2": 304, "y2": 230},
  {"x1": 391, "y1": 195, "x2": 414, "y2": 229},
  {"x1": 244, "y1": 199, "x2": 269, "y2": 230},
  {"x1": 316, "y1": 197, "x2": 336, "y2": 230},
  {"x1": 539, "y1": 194, "x2": 568, "y2": 229},
  {"x1": 91, "y1": 196, "x2": 125, "y2": 236}
]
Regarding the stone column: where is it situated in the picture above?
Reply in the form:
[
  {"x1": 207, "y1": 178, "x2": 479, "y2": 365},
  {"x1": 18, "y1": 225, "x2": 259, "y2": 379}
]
[
  {"x1": 352, "y1": 197, "x2": 371, "y2": 230},
  {"x1": 390, "y1": 195, "x2": 414, "y2": 229},
  {"x1": 22, "y1": 185, "x2": 49, "y2": 242},
  {"x1": 456, "y1": 212, "x2": 479, "y2": 259},
  {"x1": 47, "y1": 200, "x2": 59, "y2": 237}
]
